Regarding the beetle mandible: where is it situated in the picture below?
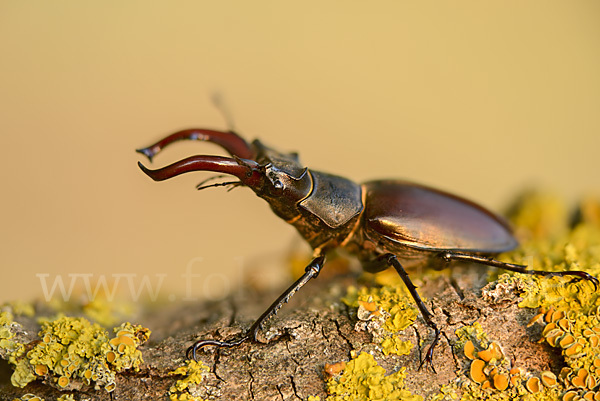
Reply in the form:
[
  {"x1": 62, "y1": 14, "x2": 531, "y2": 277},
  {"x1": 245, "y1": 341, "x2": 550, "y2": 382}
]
[{"x1": 137, "y1": 127, "x2": 598, "y2": 371}]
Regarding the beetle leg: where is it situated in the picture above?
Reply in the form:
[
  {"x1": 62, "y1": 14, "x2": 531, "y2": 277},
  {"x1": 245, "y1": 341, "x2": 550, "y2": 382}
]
[
  {"x1": 440, "y1": 252, "x2": 599, "y2": 290},
  {"x1": 186, "y1": 256, "x2": 325, "y2": 360},
  {"x1": 186, "y1": 336, "x2": 250, "y2": 361},
  {"x1": 136, "y1": 128, "x2": 254, "y2": 161},
  {"x1": 246, "y1": 255, "x2": 325, "y2": 339},
  {"x1": 382, "y1": 253, "x2": 440, "y2": 373}
]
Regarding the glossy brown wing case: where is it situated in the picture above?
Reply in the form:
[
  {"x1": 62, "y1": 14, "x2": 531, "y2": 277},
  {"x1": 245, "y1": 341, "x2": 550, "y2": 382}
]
[{"x1": 363, "y1": 180, "x2": 518, "y2": 254}]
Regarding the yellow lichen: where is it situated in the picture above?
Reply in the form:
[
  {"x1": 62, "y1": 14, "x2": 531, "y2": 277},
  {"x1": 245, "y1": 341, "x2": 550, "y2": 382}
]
[
  {"x1": 105, "y1": 322, "x2": 150, "y2": 372},
  {"x1": 495, "y1": 195, "x2": 600, "y2": 401},
  {"x1": 168, "y1": 359, "x2": 210, "y2": 401},
  {"x1": 343, "y1": 285, "x2": 417, "y2": 333},
  {"x1": 82, "y1": 297, "x2": 136, "y2": 327},
  {"x1": 12, "y1": 394, "x2": 45, "y2": 401},
  {"x1": 339, "y1": 193, "x2": 600, "y2": 401},
  {"x1": 526, "y1": 377, "x2": 540, "y2": 393},
  {"x1": 2, "y1": 315, "x2": 149, "y2": 394},
  {"x1": 500, "y1": 194, "x2": 600, "y2": 314},
  {"x1": 455, "y1": 322, "x2": 489, "y2": 352},
  {"x1": 44, "y1": 294, "x2": 136, "y2": 328},
  {"x1": 464, "y1": 340, "x2": 476, "y2": 360},
  {"x1": 464, "y1": 337, "x2": 516, "y2": 394},
  {"x1": 1, "y1": 312, "x2": 30, "y2": 386},
  {"x1": 380, "y1": 335, "x2": 413, "y2": 356},
  {"x1": 57, "y1": 375, "x2": 70, "y2": 388},
  {"x1": 1, "y1": 311, "x2": 15, "y2": 342},
  {"x1": 469, "y1": 359, "x2": 486, "y2": 384},
  {"x1": 324, "y1": 361, "x2": 346, "y2": 377},
  {"x1": 562, "y1": 390, "x2": 578, "y2": 401},
  {"x1": 493, "y1": 373, "x2": 509, "y2": 391},
  {"x1": 540, "y1": 371, "x2": 557, "y2": 387},
  {"x1": 441, "y1": 194, "x2": 598, "y2": 401},
  {"x1": 343, "y1": 285, "x2": 416, "y2": 360},
  {"x1": 34, "y1": 364, "x2": 48, "y2": 376},
  {"x1": 453, "y1": 310, "x2": 567, "y2": 400},
  {"x1": 326, "y1": 351, "x2": 422, "y2": 401},
  {"x1": 2, "y1": 301, "x2": 35, "y2": 317},
  {"x1": 477, "y1": 342, "x2": 502, "y2": 363}
]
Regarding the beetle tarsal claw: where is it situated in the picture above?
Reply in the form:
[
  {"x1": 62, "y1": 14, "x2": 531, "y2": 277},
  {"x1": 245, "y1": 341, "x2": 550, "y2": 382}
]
[
  {"x1": 418, "y1": 353, "x2": 437, "y2": 374},
  {"x1": 567, "y1": 272, "x2": 599, "y2": 290},
  {"x1": 186, "y1": 336, "x2": 251, "y2": 360},
  {"x1": 417, "y1": 326, "x2": 440, "y2": 373}
]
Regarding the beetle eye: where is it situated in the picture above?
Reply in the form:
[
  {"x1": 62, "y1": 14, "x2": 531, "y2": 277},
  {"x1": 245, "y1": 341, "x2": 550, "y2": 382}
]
[{"x1": 273, "y1": 180, "x2": 284, "y2": 190}]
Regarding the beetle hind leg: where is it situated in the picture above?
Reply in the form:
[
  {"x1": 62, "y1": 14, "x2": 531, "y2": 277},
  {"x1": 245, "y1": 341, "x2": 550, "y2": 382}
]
[
  {"x1": 186, "y1": 256, "x2": 325, "y2": 360},
  {"x1": 440, "y1": 252, "x2": 599, "y2": 290}
]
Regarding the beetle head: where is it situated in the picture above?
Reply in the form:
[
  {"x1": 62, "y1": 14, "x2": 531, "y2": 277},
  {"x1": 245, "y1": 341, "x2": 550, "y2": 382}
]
[
  {"x1": 251, "y1": 139, "x2": 305, "y2": 179},
  {"x1": 248, "y1": 140, "x2": 312, "y2": 217},
  {"x1": 252, "y1": 162, "x2": 312, "y2": 221}
]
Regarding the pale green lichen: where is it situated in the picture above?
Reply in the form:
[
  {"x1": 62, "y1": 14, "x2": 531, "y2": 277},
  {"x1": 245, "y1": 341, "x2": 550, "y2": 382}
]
[
  {"x1": 168, "y1": 359, "x2": 210, "y2": 401},
  {"x1": 326, "y1": 351, "x2": 422, "y2": 401},
  {"x1": 1, "y1": 315, "x2": 150, "y2": 394}
]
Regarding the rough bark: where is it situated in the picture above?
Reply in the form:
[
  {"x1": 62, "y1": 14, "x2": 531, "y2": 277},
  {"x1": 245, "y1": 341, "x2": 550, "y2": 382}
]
[{"x1": 0, "y1": 264, "x2": 554, "y2": 401}]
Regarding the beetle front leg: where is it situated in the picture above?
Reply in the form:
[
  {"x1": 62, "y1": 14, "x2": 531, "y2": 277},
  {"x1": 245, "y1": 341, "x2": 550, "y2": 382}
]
[
  {"x1": 381, "y1": 253, "x2": 440, "y2": 373},
  {"x1": 187, "y1": 255, "x2": 325, "y2": 360}
]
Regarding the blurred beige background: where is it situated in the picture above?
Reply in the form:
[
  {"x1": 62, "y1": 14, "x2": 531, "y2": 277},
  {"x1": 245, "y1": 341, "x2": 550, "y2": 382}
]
[{"x1": 1, "y1": 1, "x2": 599, "y2": 305}]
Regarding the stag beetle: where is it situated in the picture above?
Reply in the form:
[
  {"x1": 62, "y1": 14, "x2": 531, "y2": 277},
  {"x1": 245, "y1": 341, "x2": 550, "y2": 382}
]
[{"x1": 137, "y1": 127, "x2": 598, "y2": 371}]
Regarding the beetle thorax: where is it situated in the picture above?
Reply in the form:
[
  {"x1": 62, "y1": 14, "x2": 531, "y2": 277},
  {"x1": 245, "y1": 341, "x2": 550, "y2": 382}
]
[{"x1": 250, "y1": 139, "x2": 364, "y2": 250}]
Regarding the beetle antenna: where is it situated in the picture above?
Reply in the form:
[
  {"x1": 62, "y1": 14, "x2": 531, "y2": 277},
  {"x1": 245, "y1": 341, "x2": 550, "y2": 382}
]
[
  {"x1": 196, "y1": 181, "x2": 242, "y2": 191},
  {"x1": 196, "y1": 174, "x2": 229, "y2": 188},
  {"x1": 211, "y1": 92, "x2": 236, "y2": 132},
  {"x1": 194, "y1": 171, "x2": 243, "y2": 191}
]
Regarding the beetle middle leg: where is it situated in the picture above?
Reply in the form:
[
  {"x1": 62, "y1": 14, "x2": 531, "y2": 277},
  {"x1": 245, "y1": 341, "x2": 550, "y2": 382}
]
[
  {"x1": 187, "y1": 255, "x2": 325, "y2": 360},
  {"x1": 440, "y1": 252, "x2": 599, "y2": 290},
  {"x1": 370, "y1": 253, "x2": 441, "y2": 372}
]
